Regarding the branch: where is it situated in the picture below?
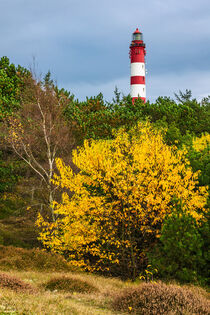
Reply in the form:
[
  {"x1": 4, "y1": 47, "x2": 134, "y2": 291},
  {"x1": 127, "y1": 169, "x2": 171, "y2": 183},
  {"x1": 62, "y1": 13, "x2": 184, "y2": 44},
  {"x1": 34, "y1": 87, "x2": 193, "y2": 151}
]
[{"x1": 11, "y1": 140, "x2": 47, "y2": 184}]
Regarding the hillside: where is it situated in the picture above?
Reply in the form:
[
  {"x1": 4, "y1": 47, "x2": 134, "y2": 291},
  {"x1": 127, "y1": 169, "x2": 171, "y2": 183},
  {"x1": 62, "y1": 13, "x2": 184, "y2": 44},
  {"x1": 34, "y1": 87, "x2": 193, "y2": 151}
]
[{"x1": 0, "y1": 269, "x2": 209, "y2": 315}]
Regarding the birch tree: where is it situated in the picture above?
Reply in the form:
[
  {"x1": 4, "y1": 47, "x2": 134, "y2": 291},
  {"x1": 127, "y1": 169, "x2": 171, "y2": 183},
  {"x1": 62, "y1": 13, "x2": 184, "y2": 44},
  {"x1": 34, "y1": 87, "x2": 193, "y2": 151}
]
[{"x1": 5, "y1": 75, "x2": 75, "y2": 220}]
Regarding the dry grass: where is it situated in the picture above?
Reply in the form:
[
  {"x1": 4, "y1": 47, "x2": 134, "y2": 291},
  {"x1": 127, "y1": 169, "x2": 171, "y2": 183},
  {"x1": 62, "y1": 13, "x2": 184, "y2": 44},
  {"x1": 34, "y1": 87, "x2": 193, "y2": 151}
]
[
  {"x1": 43, "y1": 275, "x2": 98, "y2": 293},
  {"x1": 0, "y1": 270, "x2": 209, "y2": 315},
  {"x1": 0, "y1": 270, "x2": 128, "y2": 315},
  {"x1": 0, "y1": 245, "x2": 76, "y2": 272}
]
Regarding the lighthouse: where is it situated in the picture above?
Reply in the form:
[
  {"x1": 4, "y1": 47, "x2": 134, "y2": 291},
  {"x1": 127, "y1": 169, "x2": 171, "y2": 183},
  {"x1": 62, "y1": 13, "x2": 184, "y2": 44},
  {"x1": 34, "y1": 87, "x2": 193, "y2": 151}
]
[{"x1": 129, "y1": 28, "x2": 146, "y2": 103}]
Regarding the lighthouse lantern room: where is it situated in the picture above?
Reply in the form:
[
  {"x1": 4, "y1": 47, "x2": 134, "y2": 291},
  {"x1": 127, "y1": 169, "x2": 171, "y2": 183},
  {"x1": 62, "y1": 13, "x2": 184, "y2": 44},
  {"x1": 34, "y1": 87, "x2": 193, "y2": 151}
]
[{"x1": 130, "y1": 28, "x2": 146, "y2": 103}]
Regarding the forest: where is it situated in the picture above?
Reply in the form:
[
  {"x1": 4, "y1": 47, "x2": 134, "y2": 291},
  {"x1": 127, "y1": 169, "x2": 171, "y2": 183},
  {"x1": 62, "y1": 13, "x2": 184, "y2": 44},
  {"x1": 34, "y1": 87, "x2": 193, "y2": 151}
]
[{"x1": 0, "y1": 56, "x2": 209, "y2": 314}]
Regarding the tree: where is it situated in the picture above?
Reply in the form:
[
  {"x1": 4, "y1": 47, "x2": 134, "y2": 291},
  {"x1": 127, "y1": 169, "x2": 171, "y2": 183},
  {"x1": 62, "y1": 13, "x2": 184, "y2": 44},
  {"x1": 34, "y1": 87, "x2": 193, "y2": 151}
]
[
  {"x1": 64, "y1": 93, "x2": 146, "y2": 143},
  {"x1": 0, "y1": 57, "x2": 30, "y2": 219},
  {"x1": 5, "y1": 75, "x2": 75, "y2": 220},
  {"x1": 0, "y1": 56, "x2": 30, "y2": 119},
  {"x1": 189, "y1": 133, "x2": 210, "y2": 188},
  {"x1": 132, "y1": 93, "x2": 210, "y2": 145},
  {"x1": 0, "y1": 150, "x2": 23, "y2": 219},
  {"x1": 64, "y1": 93, "x2": 113, "y2": 142},
  {"x1": 37, "y1": 123, "x2": 208, "y2": 279},
  {"x1": 64, "y1": 90, "x2": 210, "y2": 147},
  {"x1": 174, "y1": 89, "x2": 192, "y2": 104}
]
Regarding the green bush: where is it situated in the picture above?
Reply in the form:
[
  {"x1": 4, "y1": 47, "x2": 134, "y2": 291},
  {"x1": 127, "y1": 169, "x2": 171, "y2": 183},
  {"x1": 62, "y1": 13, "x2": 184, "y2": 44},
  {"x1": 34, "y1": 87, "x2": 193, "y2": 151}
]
[
  {"x1": 148, "y1": 208, "x2": 206, "y2": 283},
  {"x1": 198, "y1": 216, "x2": 210, "y2": 282}
]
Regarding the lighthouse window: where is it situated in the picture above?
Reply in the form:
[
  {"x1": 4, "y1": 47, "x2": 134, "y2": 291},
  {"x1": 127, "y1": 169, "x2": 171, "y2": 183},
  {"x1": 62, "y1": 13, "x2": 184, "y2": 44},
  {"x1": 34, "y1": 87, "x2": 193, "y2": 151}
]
[{"x1": 133, "y1": 33, "x2": 143, "y2": 41}]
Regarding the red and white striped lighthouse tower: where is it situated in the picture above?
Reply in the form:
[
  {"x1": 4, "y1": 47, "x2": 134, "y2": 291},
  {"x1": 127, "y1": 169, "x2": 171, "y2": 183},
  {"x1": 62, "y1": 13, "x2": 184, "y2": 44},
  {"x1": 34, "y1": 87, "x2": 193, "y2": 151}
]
[{"x1": 129, "y1": 28, "x2": 146, "y2": 103}]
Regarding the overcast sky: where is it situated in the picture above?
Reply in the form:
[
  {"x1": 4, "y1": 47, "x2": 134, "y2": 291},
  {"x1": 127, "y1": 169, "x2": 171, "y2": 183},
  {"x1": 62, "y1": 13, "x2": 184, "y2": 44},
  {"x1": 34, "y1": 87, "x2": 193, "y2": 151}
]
[{"x1": 1, "y1": 0, "x2": 210, "y2": 102}]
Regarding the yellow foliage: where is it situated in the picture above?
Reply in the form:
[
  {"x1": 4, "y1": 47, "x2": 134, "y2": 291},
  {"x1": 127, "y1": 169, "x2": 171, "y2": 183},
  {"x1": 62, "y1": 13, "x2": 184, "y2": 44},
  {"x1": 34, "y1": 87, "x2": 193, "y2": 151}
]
[
  {"x1": 37, "y1": 122, "x2": 208, "y2": 274},
  {"x1": 192, "y1": 133, "x2": 210, "y2": 152}
]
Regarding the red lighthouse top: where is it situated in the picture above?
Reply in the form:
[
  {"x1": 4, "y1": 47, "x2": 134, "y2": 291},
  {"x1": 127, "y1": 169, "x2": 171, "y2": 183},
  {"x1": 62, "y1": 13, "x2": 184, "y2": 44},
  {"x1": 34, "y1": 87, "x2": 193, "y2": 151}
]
[
  {"x1": 132, "y1": 28, "x2": 143, "y2": 42},
  {"x1": 129, "y1": 27, "x2": 146, "y2": 59}
]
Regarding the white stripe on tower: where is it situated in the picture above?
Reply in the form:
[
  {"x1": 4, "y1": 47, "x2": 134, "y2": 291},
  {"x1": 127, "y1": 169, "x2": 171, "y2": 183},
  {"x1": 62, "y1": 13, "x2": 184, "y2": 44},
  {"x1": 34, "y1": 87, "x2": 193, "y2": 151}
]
[
  {"x1": 130, "y1": 84, "x2": 146, "y2": 98},
  {"x1": 130, "y1": 62, "x2": 145, "y2": 76}
]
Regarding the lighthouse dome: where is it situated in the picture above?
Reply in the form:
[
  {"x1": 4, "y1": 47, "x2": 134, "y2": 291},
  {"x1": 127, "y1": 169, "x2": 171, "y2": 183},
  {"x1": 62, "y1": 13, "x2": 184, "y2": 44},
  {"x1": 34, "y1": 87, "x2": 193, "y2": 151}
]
[{"x1": 133, "y1": 28, "x2": 143, "y2": 41}]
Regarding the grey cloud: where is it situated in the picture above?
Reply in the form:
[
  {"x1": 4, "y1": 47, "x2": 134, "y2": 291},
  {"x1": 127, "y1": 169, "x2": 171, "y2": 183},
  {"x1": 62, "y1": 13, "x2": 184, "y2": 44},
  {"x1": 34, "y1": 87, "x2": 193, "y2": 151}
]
[{"x1": 0, "y1": 0, "x2": 210, "y2": 100}]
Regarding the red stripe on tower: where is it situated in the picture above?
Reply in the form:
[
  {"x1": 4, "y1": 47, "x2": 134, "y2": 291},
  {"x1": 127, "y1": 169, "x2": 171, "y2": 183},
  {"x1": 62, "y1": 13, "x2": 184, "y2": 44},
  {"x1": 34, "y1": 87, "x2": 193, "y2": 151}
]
[
  {"x1": 130, "y1": 76, "x2": 145, "y2": 85},
  {"x1": 129, "y1": 28, "x2": 146, "y2": 103}
]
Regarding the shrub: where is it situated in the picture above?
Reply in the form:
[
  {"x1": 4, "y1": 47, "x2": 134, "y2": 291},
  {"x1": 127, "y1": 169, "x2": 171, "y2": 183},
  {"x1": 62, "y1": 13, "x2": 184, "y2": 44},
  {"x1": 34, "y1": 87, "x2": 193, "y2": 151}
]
[
  {"x1": 0, "y1": 246, "x2": 76, "y2": 271},
  {"x1": 0, "y1": 272, "x2": 36, "y2": 293},
  {"x1": 112, "y1": 282, "x2": 210, "y2": 315},
  {"x1": 198, "y1": 217, "x2": 210, "y2": 282},
  {"x1": 148, "y1": 207, "x2": 205, "y2": 283},
  {"x1": 43, "y1": 276, "x2": 98, "y2": 293}
]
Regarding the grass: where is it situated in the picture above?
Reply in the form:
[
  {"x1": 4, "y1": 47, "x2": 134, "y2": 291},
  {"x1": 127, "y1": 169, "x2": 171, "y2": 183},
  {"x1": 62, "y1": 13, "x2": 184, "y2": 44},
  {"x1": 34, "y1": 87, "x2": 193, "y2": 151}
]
[
  {"x1": 0, "y1": 270, "x2": 209, "y2": 315},
  {"x1": 43, "y1": 275, "x2": 98, "y2": 293},
  {"x1": 0, "y1": 270, "x2": 128, "y2": 315}
]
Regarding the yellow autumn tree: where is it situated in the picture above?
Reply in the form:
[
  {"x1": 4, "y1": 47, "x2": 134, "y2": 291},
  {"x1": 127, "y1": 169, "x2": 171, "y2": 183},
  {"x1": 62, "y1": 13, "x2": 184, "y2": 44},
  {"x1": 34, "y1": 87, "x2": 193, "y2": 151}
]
[{"x1": 37, "y1": 122, "x2": 208, "y2": 279}]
